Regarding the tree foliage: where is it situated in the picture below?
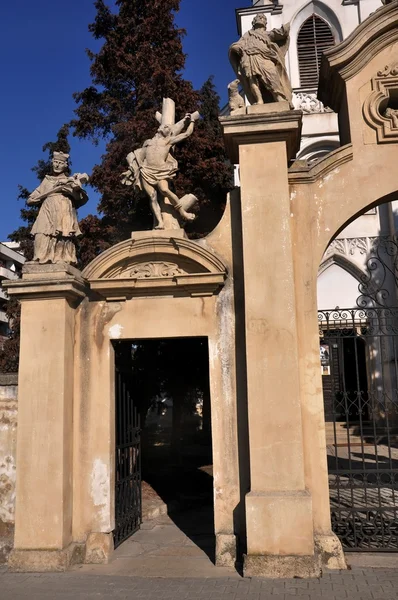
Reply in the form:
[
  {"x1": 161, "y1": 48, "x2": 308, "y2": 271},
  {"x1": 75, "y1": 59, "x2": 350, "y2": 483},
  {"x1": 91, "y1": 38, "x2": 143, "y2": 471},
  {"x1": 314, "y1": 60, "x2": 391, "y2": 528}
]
[
  {"x1": 1, "y1": 0, "x2": 233, "y2": 373},
  {"x1": 72, "y1": 0, "x2": 233, "y2": 241}
]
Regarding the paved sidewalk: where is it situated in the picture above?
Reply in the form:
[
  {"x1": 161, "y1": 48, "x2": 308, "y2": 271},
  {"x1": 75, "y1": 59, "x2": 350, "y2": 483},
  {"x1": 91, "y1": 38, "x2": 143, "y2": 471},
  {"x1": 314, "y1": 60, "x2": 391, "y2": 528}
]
[
  {"x1": 1, "y1": 568, "x2": 398, "y2": 599},
  {"x1": 2, "y1": 509, "x2": 398, "y2": 599},
  {"x1": 77, "y1": 507, "x2": 237, "y2": 579}
]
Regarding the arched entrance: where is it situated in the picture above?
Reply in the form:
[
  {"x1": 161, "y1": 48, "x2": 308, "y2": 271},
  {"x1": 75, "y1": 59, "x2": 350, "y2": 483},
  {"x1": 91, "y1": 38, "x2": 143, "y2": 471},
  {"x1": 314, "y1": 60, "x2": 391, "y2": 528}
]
[
  {"x1": 318, "y1": 235, "x2": 398, "y2": 551},
  {"x1": 73, "y1": 231, "x2": 240, "y2": 567}
]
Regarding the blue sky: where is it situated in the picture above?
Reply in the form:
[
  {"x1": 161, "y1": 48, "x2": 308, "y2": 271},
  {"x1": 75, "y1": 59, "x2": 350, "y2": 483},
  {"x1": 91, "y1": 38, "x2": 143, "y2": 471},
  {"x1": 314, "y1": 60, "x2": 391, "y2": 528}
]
[{"x1": 0, "y1": 0, "x2": 246, "y2": 241}]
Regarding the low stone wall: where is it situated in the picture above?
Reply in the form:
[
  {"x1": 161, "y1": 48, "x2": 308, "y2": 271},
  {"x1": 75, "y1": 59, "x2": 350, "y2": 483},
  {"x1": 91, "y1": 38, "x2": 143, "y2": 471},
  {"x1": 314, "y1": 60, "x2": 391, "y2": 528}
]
[{"x1": 0, "y1": 373, "x2": 17, "y2": 563}]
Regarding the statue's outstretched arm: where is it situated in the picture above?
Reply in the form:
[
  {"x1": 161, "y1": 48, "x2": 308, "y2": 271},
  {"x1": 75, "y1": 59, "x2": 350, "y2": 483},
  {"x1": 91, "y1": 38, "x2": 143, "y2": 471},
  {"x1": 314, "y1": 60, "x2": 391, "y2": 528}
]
[
  {"x1": 172, "y1": 117, "x2": 188, "y2": 136},
  {"x1": 171, "y1": 113, "x2": 199, "y2": 145},
  {"x1": 270, "y1": 22, "x2": 290, "y2": 41},
  {"x1": 171, "y1": 121, "x2": 194, "y2": 145}
]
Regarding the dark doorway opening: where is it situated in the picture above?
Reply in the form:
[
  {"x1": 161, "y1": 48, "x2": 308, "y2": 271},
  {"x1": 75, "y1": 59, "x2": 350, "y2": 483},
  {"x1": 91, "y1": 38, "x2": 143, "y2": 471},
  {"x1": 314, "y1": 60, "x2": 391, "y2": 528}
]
[{"x1": 113, "y1": 337, "x2": 215, "y2": 560}]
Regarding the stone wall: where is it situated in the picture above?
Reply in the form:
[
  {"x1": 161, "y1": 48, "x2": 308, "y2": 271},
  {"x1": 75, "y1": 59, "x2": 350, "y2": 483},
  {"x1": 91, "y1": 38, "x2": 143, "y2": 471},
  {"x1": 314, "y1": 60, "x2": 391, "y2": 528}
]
[{"x1": 0, "y1": 373, "x2": 17, "y2": 563}]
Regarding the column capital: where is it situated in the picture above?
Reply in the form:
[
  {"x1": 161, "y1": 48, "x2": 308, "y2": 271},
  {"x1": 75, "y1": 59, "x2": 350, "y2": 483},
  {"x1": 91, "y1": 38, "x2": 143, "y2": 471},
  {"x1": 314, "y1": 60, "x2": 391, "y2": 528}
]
[
  {"x1": 220, "y1": 106, "x2": 302, "y2": 163},
  {"x1": 3, "y1": 262, "x2": 88, "y2": 305}
]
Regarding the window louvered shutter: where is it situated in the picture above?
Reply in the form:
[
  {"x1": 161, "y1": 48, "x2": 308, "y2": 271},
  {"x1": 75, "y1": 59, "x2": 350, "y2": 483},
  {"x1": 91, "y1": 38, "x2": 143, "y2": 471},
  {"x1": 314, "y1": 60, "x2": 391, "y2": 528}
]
[{"x1": 297, "y1": 15, "x2": 335, "y2": 89}]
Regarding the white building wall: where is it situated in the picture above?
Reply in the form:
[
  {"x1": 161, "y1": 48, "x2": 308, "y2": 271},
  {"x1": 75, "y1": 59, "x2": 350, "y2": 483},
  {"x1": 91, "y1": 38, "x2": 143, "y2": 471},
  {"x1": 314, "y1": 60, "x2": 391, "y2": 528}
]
[
  {"x1": 0, "y1": 243, "x2": 25, "y2": 347},
  {"x1": 317, "y1": 264, "x2": 360, "y2": 310}
]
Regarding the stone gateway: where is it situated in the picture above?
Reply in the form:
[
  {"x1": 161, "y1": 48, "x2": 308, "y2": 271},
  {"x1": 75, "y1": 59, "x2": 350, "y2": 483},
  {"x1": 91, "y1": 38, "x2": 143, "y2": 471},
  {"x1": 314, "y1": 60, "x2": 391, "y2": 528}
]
[{"x1": 4, "y1": 1, "x2": 398, "y2": 579}]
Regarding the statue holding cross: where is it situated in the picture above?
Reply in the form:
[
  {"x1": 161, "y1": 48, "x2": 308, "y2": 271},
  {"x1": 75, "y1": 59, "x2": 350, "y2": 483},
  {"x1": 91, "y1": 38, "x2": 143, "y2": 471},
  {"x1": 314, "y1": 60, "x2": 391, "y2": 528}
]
[{"x1": 121, "y1": 98, "x2": 200, "y2": 230}]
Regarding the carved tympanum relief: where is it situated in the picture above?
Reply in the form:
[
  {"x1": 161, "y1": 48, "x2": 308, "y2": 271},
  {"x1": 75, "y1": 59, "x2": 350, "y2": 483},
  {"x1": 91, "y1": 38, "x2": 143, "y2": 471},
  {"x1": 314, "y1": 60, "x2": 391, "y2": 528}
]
[
  {"x1": 363, "y1": 63, "x2": 398, "y2": 142},
  {"x1": 129, "y1": 262, "x2": 185, "y2": 279},
  {"x1": 81, "y1": 237, "x2": 228, "y2": 299}
]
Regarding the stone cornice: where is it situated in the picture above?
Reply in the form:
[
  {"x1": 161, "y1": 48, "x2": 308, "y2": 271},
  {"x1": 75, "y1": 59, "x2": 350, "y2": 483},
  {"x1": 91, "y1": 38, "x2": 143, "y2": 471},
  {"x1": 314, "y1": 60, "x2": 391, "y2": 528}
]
[
  {"x1": 3, "y1": 262, "x2": 88, "y2": 304},
  {"x1": 89, "y1": 272, "x2": 227, "y2": 301},
  {"x1": 4, "y1": 277, "x2": 88, "y2": 304},
  {"x1": 318, "y1": 2, "x2": 398, "y2": 110},
  {"x1": 220, "y1": 109, "x2": 302, "y2": 164}
]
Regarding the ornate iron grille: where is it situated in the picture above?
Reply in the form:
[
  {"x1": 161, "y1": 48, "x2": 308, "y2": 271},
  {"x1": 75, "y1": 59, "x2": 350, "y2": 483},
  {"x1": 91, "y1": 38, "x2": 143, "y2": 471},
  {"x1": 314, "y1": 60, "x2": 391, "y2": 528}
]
[
  {"x1": 319, "y1": 307, "x2": 398, "y2": 551},
  {"x1": 114, "y1": 368, "x2": 142, "y2": 548}
]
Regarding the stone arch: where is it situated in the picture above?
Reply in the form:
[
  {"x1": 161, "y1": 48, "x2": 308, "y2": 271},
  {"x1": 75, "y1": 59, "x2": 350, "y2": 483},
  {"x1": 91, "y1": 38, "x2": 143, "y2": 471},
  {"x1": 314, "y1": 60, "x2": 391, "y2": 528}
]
[
  {"x1": 321, "y1": 191, "x2": 398, "y2": 262},
  {"x1": 297, "y1": 138, "x2": 340, "y2": 164},
  {"x1": 82, "y1": 234, "x2": 228, "y2": 300},
  {"x1": 318, "y1": 251, "x2": 364, "y2": 282},
  {"x1": 289, "y1": 1, "x2": 343, "y2": 89}
]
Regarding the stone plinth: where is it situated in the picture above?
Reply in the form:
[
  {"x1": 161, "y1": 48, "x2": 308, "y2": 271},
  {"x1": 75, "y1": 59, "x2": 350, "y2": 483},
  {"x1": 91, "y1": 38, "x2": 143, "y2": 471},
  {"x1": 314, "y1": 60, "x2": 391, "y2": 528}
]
[
  {"x1": 4, "y1": 264, "x2": 87, "y2": 571},
  {"x1": 221, "y1": 106, "x2": 302, "y2": 164},
  {"x1": 220, "y1": 109, "x2": 320, "y2": 578}
]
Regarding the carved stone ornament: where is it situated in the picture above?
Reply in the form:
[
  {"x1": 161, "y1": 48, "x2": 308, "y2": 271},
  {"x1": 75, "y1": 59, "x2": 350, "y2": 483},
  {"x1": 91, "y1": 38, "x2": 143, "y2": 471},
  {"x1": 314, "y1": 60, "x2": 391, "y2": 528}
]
[
  {"x1": 130, "y1": 261, "x2": 185, "y2": 279},
  {"x1": 363, "y1": 65, "x2": 398, "y2": 142},
  {"x1": 292, "y1": 92, "x2": 332, "y2": 114},
  {"x1": 324, "y1": 237, "x2": 373, "y2": 258}
]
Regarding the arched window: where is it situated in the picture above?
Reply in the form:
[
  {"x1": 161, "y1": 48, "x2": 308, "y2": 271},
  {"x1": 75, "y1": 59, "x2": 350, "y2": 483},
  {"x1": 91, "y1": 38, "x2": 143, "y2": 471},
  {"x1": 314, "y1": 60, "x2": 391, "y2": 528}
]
[{"x1": 297, "y1": 15, "x2": 335, "y2": 89}]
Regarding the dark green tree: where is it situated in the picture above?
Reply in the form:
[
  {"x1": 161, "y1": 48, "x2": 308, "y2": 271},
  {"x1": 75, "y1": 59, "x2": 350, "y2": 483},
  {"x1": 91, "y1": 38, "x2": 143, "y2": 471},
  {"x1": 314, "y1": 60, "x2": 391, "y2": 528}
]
[{"x1": 72, "y1": 0, "x2": 233, "y2": 242}]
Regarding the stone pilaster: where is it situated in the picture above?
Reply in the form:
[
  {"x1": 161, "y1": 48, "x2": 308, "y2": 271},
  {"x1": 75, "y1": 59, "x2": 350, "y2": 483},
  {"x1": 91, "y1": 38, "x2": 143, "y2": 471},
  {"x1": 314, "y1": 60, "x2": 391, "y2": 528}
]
[
  {"x1": 4, "y1": 263, "x2": 88, "y2": 571},
  {"x1": 221, "y1": 107, "x2": 321, "y2": 578}
]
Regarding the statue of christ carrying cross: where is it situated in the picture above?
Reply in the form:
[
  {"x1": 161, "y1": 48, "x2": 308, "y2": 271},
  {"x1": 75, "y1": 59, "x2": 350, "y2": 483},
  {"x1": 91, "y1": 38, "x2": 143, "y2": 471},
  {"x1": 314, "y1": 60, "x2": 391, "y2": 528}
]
[{"x1": 121, "y1": 98, "x2": 200, "y2": 230}]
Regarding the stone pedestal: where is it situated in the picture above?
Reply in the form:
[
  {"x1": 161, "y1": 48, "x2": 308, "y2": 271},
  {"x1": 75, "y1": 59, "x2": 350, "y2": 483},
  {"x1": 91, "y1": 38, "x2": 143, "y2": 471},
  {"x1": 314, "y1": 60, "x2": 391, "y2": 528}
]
[
  {"x1": 4, "y1": 263, "x2": 87, "y2": 571},
  {"x1": 221, "y1": 107, "x2": 320, "y2": 578}
]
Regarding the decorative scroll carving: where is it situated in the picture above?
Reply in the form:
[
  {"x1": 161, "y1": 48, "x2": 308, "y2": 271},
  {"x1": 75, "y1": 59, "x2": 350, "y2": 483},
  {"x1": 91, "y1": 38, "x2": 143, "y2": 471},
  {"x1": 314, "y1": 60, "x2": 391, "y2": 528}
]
[
  {"x1": 293, "y1": 92, "x2": 332, "y2": 114},
  {"x1": 377, "y1": 63, "x2": 398, "y2": 77},
  {"x1": 363, "y1": 69, "x2": 398, "y2": 143},
  {"x1": 129, "y1": 262, "x2": 185, "y2": 279}
]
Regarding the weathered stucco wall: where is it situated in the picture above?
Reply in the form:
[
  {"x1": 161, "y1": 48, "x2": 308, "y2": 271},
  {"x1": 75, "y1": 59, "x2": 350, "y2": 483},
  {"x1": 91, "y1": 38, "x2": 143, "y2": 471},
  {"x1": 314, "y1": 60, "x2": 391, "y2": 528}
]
[{"x1": 0, "y1": 373, "x2": 17, "y2": 563}]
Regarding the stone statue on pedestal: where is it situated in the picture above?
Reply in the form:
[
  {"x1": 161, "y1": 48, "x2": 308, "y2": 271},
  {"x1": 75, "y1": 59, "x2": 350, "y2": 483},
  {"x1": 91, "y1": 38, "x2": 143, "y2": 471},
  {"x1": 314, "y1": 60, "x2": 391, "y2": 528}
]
[
  {"x1": 229, "y1": 13, "x2": 293, "y2": 109},
  {"x1": 27, "y1": 152, "x2": 89, "y2": 265},
  {"x1": 121, "y1": 98, "x2": 200, "y2": 230}
]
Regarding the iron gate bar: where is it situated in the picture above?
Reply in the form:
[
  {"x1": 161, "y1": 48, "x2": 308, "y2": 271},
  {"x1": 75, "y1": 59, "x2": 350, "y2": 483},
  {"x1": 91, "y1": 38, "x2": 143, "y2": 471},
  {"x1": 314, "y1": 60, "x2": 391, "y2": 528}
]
[
  {"x1": 319, "y1": 307, "x2": 398, "y2": 551},
  {"x1": 114, "y1": 368, "x2": 142, "y2": 548}
]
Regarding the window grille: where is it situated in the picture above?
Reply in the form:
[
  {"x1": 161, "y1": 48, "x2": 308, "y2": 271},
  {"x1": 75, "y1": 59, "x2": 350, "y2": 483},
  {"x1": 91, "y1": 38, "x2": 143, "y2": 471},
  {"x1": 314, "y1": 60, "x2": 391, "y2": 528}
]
[{"x1": 297, "y1": 15, "x2": 335, "y2": 89}]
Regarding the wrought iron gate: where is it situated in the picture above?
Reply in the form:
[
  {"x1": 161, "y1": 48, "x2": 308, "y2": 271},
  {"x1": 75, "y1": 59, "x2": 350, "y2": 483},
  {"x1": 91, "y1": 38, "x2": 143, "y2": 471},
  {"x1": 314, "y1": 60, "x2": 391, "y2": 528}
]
[
  {"x1": 319, "y1": 236, "x2": 398, "y2": 551},
  {"x1": 114, "y1": 368, "x2": 142, "y2": 548}
]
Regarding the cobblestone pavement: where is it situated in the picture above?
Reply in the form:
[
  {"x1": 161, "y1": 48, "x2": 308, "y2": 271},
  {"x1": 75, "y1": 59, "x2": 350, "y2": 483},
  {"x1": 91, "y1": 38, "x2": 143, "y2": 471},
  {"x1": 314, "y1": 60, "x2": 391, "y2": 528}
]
[{"x1": 1, "y1": 567, "x2": 398, "y2": 600}]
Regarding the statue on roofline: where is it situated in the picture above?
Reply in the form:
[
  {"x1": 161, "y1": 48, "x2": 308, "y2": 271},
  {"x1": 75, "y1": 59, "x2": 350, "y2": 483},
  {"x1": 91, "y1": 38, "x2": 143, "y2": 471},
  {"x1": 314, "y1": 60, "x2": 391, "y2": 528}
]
[
  {"x1": 121, "y1": 98, "x2": 200, "y2": 231},
  {"x1": 229, "y1": 13, "x2": 293, "y2": 109},
  {"x1": 27, "y1": 152, "x2": 89, "y2": 265}
]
